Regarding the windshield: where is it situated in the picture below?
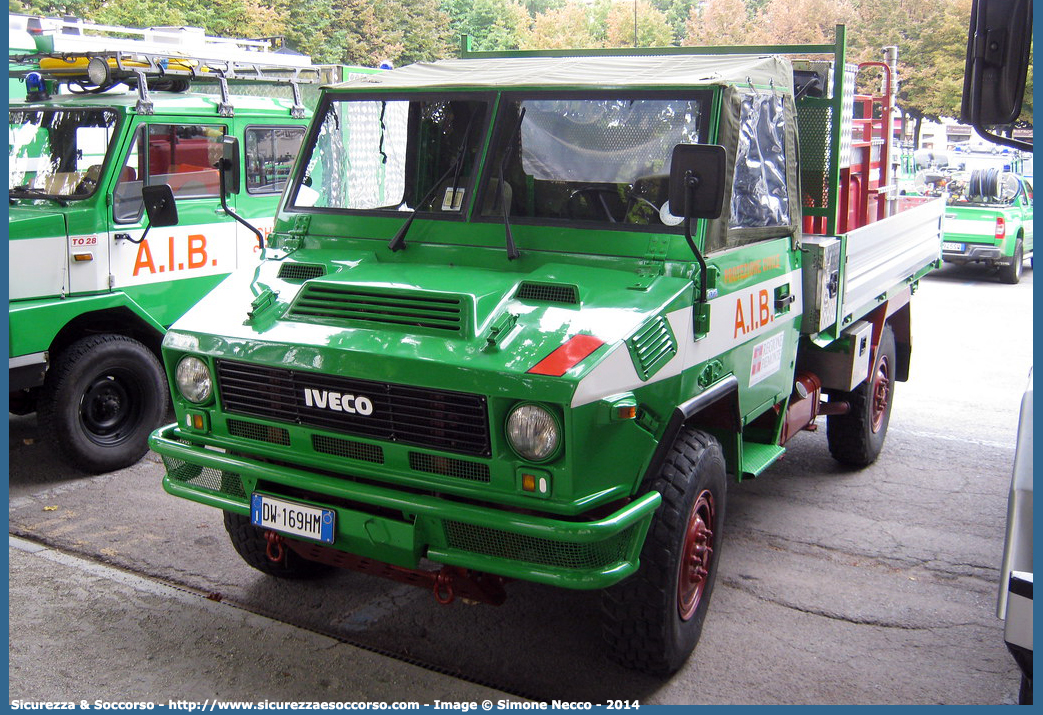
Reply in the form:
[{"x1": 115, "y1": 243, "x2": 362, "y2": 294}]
[
  {"x1": 9, "y1": 109, "x2": 118, "y2": 199},
  {"x1": 290, "y1": 97, "x2": 488, "y2": 213},
  {"x1": 480, "y1": 94, "x2": 711, "y2": 226}
]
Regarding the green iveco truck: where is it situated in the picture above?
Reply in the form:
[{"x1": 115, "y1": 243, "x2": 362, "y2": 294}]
[
  {"x1": 8, "y1": 18, "x2": 360, "y2": 473},
  {"x1": 149, "y1": 27, "x2": 943, "y2": 673}
]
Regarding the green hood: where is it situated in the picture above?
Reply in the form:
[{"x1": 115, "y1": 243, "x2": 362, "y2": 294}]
[{"x1": 167, "y1": 251, "x2": 691, "y2": 400}]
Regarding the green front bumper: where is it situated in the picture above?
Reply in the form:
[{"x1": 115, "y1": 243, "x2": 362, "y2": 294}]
[{"x1": 150, "y1": 424, "x2": 661, "y2": 590}]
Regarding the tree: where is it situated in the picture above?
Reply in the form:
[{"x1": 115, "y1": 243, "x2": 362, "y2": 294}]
[
  {"x1": 443, "y1": 0, "x2": 528, "y2": 52},
  {"x1": 396, "y1": 0, "x2": 454, "y2": 63},
  {"x1": 684, "y1": 0, "x2": 752, "y2": 46},
  {"x1": 848, "y1": 0, "x2": 993, "y2": 143},
  {"x1": 282, "y1": 0, "x2": 342, "y2": 62},
  {"x1": 655, "y1": 0, "x2": 692, "y2": 44},
  {"x1": 746, "y1": 0, "x2": 854, "y2": 45},
  {"x1": 604, "y1": 0, "x2": 673, "y2": 48},
  {"x1": 482, "y1": 1, "x2": 533, "y2": 52},
  {"x1": 527, "y1": 2, "x2": 594, "y2": 49}
]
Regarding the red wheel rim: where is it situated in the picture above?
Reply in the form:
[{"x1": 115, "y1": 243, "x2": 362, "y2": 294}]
[
  {"x1": 870, "y1": 353, "x2": 891, "y2": 433},
  {"x1": 678, "y1": 489, "x2": 715, "y2": 621}
]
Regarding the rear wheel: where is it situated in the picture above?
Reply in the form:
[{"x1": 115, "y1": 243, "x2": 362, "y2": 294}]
[
  {"x1": 826, "y1": 324, "x2": 896, "y2": 467},
  {"x1": 38, "y1": 334, "x2": 167, "y2": 473},
  {"x1": 1000, "y1": 239, "x2": 1024, "y2": 284},
  {"x1": 223, "y1": 511, "x2": 332, "y2": 579},
  {"x1": 600, "y1": 427, "x2": 727, "y2": 674}
]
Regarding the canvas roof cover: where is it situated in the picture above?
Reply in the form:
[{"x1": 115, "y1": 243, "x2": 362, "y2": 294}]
[{"x1": 331, "y1": 54, "x2": 795, "y2": 94}]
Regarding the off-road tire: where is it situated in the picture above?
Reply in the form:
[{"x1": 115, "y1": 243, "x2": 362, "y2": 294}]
[
  {"x1": 826, "y1": 324, "x2": 896, "y2": 467},
  {"x1": 600, "y1": 427, "x2": 727, "y2": 674},
  {"x1": 37, "y1": 334, "x2": 167, "y2": 473},
  {"x1": 1000, "y1": 238, "x2": 1024, "y2": 285},
  {"x1": 223, "y1": 511, "x2": 333, "y2": 579}
]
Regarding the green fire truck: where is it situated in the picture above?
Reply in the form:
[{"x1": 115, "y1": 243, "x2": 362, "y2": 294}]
[
  {"x1": 8, "y1": 18, "x2": 363, "y2": 473},
  {"x1": 149, "y1": 27, "x2": 943, "y2": 673}
]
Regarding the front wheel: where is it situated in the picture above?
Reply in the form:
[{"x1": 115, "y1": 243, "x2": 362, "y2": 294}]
[
  {"x1": 600, "y1": 427, "x2": 727, "y2": 674},
  {"x1": 223, "y1": 511, "x2": 333, "y2": 579},
  {"x1": 826, "y1": 324, "x2": 896, "y2": 467},
  {"x1": 38, "y1": 334, "x2": 168, "y2": 473}
]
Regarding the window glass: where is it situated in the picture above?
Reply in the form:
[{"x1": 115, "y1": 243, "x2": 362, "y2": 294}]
[
  {"x1": 730, "y1": 93, "x2": 790, "y2": 229},
  {"x1": 8, "y1": 109, "x2": 117, "y2": 199},
  {"x1": 146, "y1": 124, "x2": 224, "y2": 199},
  {"x1": 245, "y1": 126, "x2": 306, "y2": 194},
  {"x1": 113, "y1": 124, "x2": 225, "y2": 222},
  {"x1": 113, "y1": 127, "x2": 144, "y2": 222},
  {"x1": 480, "y1": 95, "x2": 708, "y2": 226},
  {"x1": 292, "y1": 98, "x2": 487, "y2": 213}
]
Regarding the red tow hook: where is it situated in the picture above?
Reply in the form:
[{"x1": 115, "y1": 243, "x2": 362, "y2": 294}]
[
  {"x1": 433, "y1": 567, "x2": 456, "y2": 605},
  {"x1": 265, "y1": 531, "x2": 286, "y2": 565}
]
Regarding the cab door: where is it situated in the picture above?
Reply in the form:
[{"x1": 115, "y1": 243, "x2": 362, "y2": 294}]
[
  {"x1": 107, "y1": 118, "x2": 239, "y2": 327},
  {"x1": 231, "y1": 120, "x2": 309, "y2": 263}
]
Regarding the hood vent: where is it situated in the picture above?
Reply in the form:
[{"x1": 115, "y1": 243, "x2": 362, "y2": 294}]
[
  {"x1": 287, "y1": 283, "x2": 465, "y2": 333},
  {"x1": 515, "y1": 281, "x2": 579, "y2": 305},
  {"x1": 628, "y1": 316, "x2": 677, "y2": 381},
  {"x1": 278, "y1": 263, "x2": 326, "y2": 282}
]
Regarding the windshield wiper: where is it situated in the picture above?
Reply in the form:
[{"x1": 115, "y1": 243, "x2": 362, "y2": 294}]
[
  {"x1": 9, "y1": 186, "x2": 69, "y2": 206},
  {"x1": 388, "y1": 110, "x2": 480, "y2": 253},
  {"x1": 497, "y1": 107, "x2": 526, "y2": 261}
]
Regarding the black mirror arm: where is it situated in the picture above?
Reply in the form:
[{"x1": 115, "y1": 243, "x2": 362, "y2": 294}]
[
  {"x1": 683, "y1": 172, "x2": 710, "y2": 304},
  {"x1": 218, "y1": 158, "x2": 265, "y2": 249}
]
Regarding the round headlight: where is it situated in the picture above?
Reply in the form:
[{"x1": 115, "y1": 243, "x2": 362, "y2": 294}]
[
  {"x1": 506, "y1": 404, "x2": 560, "y2": 462},
  {"x1": 175, "y1": 356, "x2": 212, "y2": 404}
]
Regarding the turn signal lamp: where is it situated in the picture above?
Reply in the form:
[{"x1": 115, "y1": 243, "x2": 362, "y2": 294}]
[
  {"x1": 184, "y1": 412, "x2": 209, "y2": 432},
  {"x1": 615, "y1": 404, "x2": 637, "y2": 420},
  {"x1": 601, "y1": 394, "x2": 639, "y2": 423},
  {"x1": 519, "y1": 469, "x2": 550, "y2": 497}
]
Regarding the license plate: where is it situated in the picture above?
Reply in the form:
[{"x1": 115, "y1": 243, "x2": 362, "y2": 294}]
[
  {"x1": 942, "y1": 242, "x2": 965, "y2": 252},
  {"x1": 251, "y1": 493, "x2": 335, "y2": 544}
]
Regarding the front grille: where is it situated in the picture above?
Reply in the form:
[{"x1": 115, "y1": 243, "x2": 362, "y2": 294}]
[
  {"x1": 163, "y1": 454, "x2": 245, "y2": 498},
  {"x1": 228, "y1": 418, "x2": 291, "y2": 446},
  {"x1": 287, "y1": 284, "x2": 465, "y2": 333},
  {"x1": 313, "y1": 434, "x2": 384, "y2": 464},
  {"x1": 216, "y1": 360, "x2": 490, "y2": 457},
  {"x1": 410, "y1": 452, "x2": 490, "y2": 482},
  {"x1": 443, "y1": 521, "x2": 635, "y2": 570}
]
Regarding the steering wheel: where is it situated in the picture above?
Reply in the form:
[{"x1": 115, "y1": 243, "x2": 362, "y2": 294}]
[
  {"x1": 623, "y1": 174, "x2": 670, "y2": 224},
  {"x1": 75, "y1": 165, "x2": 102, "y2": 195},
  {"x1": 567, "y1": 186, "x2": 624, "y2": 222}
]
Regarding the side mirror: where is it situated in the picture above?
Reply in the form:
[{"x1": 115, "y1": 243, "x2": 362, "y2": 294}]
[
  {"x1": 219, "y1": 135, "x2": 241, "y2": 195},
  {"x1": 142, "y1": 184, "x2": 178, "y2": 227},
  {"x1": 960, "y1": 0, "x2": 1032, "y2": 150},
  {"x1": 669, "y1": 144, "x2": 727, "y2": 220}
]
